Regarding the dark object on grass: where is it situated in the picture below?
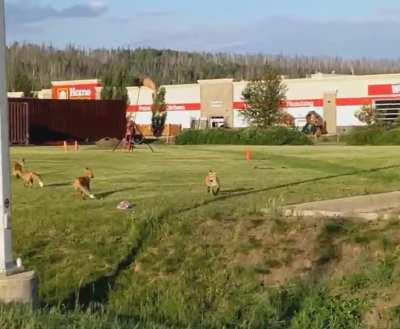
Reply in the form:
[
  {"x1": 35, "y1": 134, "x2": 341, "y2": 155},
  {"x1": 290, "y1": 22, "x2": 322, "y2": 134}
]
[
  {"x1": 96, "y1": 137, "x2": 121, "y2": 149},
  {"x1": 112, "y1": 135, "x2": 154, "y2": 153},
  {"x1": 117, "y1": 201, "x2": 134, "y2": 210}
]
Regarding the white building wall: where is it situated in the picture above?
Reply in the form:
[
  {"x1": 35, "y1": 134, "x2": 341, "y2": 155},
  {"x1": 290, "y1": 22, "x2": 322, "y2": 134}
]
[
  {"x1": 130, "y1": 110, "x2": 201, "y2": 129},
  {"x1": 130, "y1": 111, "x2": 152, "y2": 125},
  {"x1": 337, "y1": 106, "x2": 365, "y2": 127},
  {"x1": 127, "y1": 87, "x2": 154, "y2": 106},
  {"x1": 233, "y1": 110, "x2": 248, "y2": 128},
  {"x1": 37, "y1": 89, "x2": 52, "y2": 99},
  {"x1": 234, "y1": 74, "x2": 400, "y2": 102},
  {"x1": 127, "y1": 84, "x2": 200, "y2": 106},
  {"x1": 164, "y1": 84, "x2": 200, "y2": 104},
  {"x1": 165, "y1": 110, "x2": 201, "y2": 128},
  {"x1": 233, "y1": 82, "x2": 247, "y2": 102},
  {"x1": 285, "y1": 78, "x2": 364, "y2": 99},
  {"x1": 7, "y1": 92, "x2": 23, "y2": 98}
]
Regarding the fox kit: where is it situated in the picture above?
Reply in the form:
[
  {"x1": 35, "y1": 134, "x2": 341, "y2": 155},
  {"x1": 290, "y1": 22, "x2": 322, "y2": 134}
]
[
  {"x1": 205, "y1": 170, "x2": 220, "y2": 196},
  {"x1": 73, "y1": 168, "x2": 96, "y2": 199},
  {"x1": 12, "y1": 159, "x2": 25, "y2": 178},
  {"x1": 15, "y1": 170, "x2": 44, "y2": 188}
]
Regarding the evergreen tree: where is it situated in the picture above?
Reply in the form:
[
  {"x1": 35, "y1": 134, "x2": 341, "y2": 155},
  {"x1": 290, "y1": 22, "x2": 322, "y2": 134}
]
[
  {"x1": 100, "y1": 73, "x2": 114, "y2": 100},
  {"x1": 14, "y1": 68, "x2": 33, "y2": 97},
  {"x1": 100, "y1": 70, "x2": 129, "y2": 103},
  {"x1": 6, "y1": 43, "x2": 400, "y2": 93}
]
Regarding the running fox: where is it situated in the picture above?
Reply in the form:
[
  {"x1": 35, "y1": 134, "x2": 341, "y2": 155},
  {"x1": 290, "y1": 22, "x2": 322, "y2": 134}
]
[
  {"x1": 73, "y1": 168, "x2": 96, "y2": 199},
  {"x1": 204, "y1": 170, "x2": 220, "y2": 196},
  {"x1": 15, "y1": 169, "x2": 44, "y2": 188}
]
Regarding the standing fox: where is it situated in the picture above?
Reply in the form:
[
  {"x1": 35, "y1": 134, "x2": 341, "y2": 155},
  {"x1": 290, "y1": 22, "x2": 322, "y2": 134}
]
[
  {"x1": 73, "y1": 168, "x2": 96, "y2": 200},
  {"x1": 12, "y1": 159, "x2": 25, "y2": 178}
]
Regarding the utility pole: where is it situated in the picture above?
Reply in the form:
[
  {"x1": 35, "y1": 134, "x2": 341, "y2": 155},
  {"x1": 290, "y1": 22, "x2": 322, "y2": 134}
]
[
  {"x1": 0, "y1": 0, "x2": 14, "y2": 276},
  {"x1": 0, "y1": 0, "x2": 37, "y2": 305}
]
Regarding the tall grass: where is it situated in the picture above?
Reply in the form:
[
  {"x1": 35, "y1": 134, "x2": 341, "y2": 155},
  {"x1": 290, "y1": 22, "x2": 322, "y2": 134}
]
[
  {"x1": 0, "y1": 304, "x2": 150, "y2": 329},
  {"x1": 1, "y1": 283, "x2": 364, "y2": 329}
]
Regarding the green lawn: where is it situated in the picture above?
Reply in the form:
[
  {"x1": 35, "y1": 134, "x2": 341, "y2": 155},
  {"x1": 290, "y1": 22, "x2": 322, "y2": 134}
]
[{"x1": 8, "y1": 145, "x2": 400, "y2": 328}]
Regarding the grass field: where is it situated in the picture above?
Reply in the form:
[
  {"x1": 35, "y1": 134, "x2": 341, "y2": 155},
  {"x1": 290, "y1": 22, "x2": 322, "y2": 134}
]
[{"x1": 8, "y1": 144, "x2": 400, "y2": 328}]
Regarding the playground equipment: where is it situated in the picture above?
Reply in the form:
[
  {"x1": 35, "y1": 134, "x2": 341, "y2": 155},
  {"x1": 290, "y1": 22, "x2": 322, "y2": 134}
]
[
  {"x1": 302, "y1": 111, "x2": 327, "y2": 137},
  {"x1": 112, "y1": 122, "x2": 154, "y2": 153}
]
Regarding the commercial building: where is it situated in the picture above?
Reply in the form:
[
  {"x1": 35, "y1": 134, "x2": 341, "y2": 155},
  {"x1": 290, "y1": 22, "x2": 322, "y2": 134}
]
[
  {"x1": 127, "y1": 73, "x2": 400, "y2": 133},
  {"x1": 23, "y1": 73, "x2": 400, "y2": 133}
]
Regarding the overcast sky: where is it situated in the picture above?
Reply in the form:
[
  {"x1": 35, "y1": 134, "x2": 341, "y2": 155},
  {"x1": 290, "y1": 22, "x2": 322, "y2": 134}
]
[{"x1": 4, "y1": 0, "x2": 400, "y2": 58}]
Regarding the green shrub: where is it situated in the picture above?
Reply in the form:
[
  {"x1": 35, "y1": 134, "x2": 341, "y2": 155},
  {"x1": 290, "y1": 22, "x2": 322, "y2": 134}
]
[
  {"x1": 176, "y1": 127, "x2": 312, "y2": 145},
  {"x1": 376, "y1": 128, "x2": 400, "y2": 145},
  {"x1": 344, "y1": 125, "x2": 400, "y2": 145},
  {"x1": 345, "y1": 125, "x2": 385, "y2": 145}
]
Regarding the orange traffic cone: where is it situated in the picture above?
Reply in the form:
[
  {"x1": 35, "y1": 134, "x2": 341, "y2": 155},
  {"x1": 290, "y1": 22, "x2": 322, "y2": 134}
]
[
  {"x1": 63, "y1": 141, "x2": 68, "y2": 152},
  {"x1": 245, "y1": 149, "x2": 252, "y2": 161},
  {"x1": 74, "y1": 140, "x2": 79, "y2": 152}
]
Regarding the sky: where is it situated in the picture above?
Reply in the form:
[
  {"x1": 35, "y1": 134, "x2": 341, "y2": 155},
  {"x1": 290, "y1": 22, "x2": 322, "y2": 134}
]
[{"x1": 4, "y1": 0, "x2": 400, "y2": 58}]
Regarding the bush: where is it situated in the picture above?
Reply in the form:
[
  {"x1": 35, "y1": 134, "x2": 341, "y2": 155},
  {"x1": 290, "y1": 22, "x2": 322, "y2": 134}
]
[
  {"x1": 376, "y1": 128, "x2": 400, "y2": 145},
  {"x1": 345, "y1": 125, "x2": 400, "y2": 145},
  {"x1": 176, "y1": 127, "x2": 312, "y2": 145},
  {"x1": 345, "y1": 125, "x2": 385, "y2": 145}
]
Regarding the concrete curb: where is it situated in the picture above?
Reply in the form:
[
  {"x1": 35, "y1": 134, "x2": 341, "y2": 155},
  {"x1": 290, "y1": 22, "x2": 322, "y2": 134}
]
[
  {"x1": 0, "y1": 271, "x2": 38, "y2": 306},
  {"x1": 282, "y1": 209, "x2": 398, "y2": 221},
  {"x1": 281, "y1": 191, "x2": 400, "y2": 221}
]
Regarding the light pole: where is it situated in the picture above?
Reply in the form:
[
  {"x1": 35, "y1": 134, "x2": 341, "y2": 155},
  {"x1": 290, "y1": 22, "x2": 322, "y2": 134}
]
[
  {"x1": 0, "y1": 0, "x2": 15, "y2": 276},
  {"x1": 0, "y1": 0, "x2": 36, "y2": 305}
]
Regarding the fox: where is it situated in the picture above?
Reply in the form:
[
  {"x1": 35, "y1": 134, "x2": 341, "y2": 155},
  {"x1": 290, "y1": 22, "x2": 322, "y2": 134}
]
[
  {"x1": 12, "y1": 159, "x2": 25, "y2": 178},
  {"x1": 14, "y1": 169, "x2": 44, "y2": 188},
  {"x1": 205, "y1": 170, "x2": 220, "y2": 196},
  {"x1": 73, "y1": 168, "x2": 96, "y2": 200}
]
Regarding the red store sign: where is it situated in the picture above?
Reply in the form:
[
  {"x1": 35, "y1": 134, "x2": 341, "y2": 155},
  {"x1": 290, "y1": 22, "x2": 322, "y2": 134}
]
[
  {"x1": 52, "y1": 83, "x2": 100, "y2": 100},
  {"x1": 368, "y1": 84, "x2": 400, "y2": 96}
]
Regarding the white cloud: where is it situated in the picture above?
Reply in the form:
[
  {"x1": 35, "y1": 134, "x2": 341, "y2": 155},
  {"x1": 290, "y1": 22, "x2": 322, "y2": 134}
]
[{"x1": 5, "y1": 0, "x2": 108, "y2": 24}]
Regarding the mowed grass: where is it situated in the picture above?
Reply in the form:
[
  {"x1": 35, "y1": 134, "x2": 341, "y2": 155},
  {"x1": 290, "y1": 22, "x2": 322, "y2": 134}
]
[{"x1": 9, "y1": 144, "x2": 400, "y2": 309}]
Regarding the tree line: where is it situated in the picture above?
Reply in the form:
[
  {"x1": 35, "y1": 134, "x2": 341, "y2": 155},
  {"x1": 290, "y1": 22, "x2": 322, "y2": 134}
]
[{"x1": 7, "y1": 43, "x2": 400, "y2": 95}]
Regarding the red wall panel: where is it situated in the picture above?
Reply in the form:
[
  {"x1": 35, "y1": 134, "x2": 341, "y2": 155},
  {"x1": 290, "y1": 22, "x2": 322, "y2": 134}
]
[{"x1": 9, "y1": 98, "x2": 125, "y2": 144}]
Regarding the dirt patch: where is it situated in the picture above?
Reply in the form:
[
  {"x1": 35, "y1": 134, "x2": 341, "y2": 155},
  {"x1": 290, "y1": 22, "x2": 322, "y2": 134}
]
[{"x1": 198, "y1": 217, "x2": 328, "y2": 286}]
